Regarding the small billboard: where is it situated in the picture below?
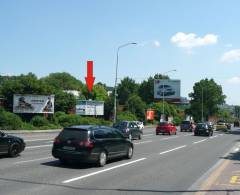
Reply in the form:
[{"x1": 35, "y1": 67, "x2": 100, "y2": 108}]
[
  {"x1": 13, "y1": 94, "x2": 54, "y2": 113},
  {"x1": 154, "y1": 79, "x2": 181, "y2": 100},
  {"x1": 76, "y1": 100, "x2": 104, "y2": 116},
  {"x1": 146, "y1": 110, "x2": 154, "y2": 120}
]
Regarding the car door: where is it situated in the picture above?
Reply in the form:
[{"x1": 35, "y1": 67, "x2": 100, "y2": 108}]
[
  {"x1": 94, "y1": 128, "x2": 120, "y2": 159},
  {"x1": 111, "y1": 128, "x2": 127, "y2": 156},
  {"x1": 128, "y1": 122, "x2": 138, "y2": 139},
  {"x1": 0, "y1": 132, "x2": 9, "y2": 154}
]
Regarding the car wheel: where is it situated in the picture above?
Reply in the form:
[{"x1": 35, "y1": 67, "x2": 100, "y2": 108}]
[
  {"x1": 138, "y1": 133, "x2": 142, "y2": 140},
  {"x1": 126, "y1": 145, "x2": 133, "y2": 159},
  {"x1": 174, "y1": 131, "x2": 177, "y2": 135},
  {"x1": 168, "y1": 131, "x2": 171, "y2": 135},
  {"x1": 98, "y1": 151, "x2": 107, "y2": 167},
  {"x1": 8, "y1": 143, "x2": 20, "y2": 157},
  {"x1": 128, "y1": 134, "x2": 132, "y2": 140},
  {"x1": 156, "y1": 132, "x2": 158, "y2": 135}
]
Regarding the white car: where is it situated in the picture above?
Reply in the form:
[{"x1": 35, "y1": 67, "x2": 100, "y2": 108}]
[{"x1": 134, "y1": 121, "x2": 144, "y2": 129}]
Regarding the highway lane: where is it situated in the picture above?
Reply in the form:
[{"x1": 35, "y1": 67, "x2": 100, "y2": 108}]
[{"x1": 0, "y1": 128, "x2": 239, "y2": 195}]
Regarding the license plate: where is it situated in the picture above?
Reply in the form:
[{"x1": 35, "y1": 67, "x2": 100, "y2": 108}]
[{"x1": 63, "y1": 146, "x2": 75, "y2": 151}]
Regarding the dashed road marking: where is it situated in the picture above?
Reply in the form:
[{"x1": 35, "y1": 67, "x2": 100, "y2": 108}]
[
  {"x1": 159, "y1": 145, "x2": 186, "y2": 155},
  {"x1": 15, "y1": 156, "x2": 53, "y2": 164},
  {"x1": 193, "y1": 139, "x2": 207, "y2": 144},
  {"x1": 26, "y1": 144, "x2": 52, "y2": 149},
  {"x1": 62, "y1": 158, "x2": 147, "y2": 183},
  {"x1": 134, "y1": 140, "x2": 152, "y2": 145}
]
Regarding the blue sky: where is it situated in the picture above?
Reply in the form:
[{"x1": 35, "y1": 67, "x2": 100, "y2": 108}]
[{"x1": 0, "y1": 0, "x2": 240, "y2": 105}]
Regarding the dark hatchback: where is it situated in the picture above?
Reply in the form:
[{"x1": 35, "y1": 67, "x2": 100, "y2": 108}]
[
  {"x1": 194, "y1": 123, "x2": 213, "y2": 136},
  {"x1": 52, "y1": 125, "x2": 134, "y2": 167},
  {"x1": 113, "y1": 121, "x2": 143, "y2": 140},
  {"x1": 0, "y1": 131, "x2": 25, "y2": 157}
]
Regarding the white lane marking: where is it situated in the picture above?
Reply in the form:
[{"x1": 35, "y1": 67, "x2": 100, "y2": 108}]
[
  {"x1": 143, "y1": 134, "x2": 153, "y2": 137},
  {"x1": 210, "y1": 135, "x2": 218, "y2": 139},
  {"x1": 162, "y1": 136, "x2": 179, "y2": 140},
  {"x1": 15, "y1": 157, "x2": 53, "y2": 164},
  {"x1": 134, "y1": 140, "x2": 152, "y2": 145},
  {"x1": 159, "y1": 145, "x2": 187, "y2": 155},
  {"x1": 219, "y1": 134, "x2": 224, "y2": 136},
  {"x1": 26, "y1": 144, "x2": 52, "y2": 149},
  {"x1": 25, "y1": 138, "x2": 53, "y2": 142},
  {"x1": 193, "y1": 139, "x2": 207, "y2": 144},
  {"x1": 183, "y1": 134, "x2": 193, "y2": 137},
  {"x1": 62, "y1": 158, "x2": 146, "y2": 183}
]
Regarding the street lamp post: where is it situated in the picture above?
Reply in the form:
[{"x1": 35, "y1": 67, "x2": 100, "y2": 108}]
[
  {"x1": 161, "y1": 69, "x2": 177, "y2": 122},
  {"x1": 201, "y1": 87, "x2": 204, "y2": 122},
  {"x1": 113, "y1": 42, "x2": 137, "y2": 123}
]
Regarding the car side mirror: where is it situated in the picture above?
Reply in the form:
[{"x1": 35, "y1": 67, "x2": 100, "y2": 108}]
[{"x1": 0, "y1": 132, "x2": 5, "y2": 137}]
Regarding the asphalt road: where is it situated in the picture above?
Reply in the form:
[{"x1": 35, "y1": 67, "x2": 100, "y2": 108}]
[{"x1": 0, "y1": 127, "x2": 239, "y2": 195}]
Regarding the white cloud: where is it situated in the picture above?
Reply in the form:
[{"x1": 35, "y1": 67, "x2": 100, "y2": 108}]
[
  {"x1": 225, "y1": 44, "x2": 233, "y2": 48},
  {"x1": 171, "y1": 32, "x2": 218, "y2": 49},
  {"x1": 139, "y1": 40, "x2": 160, "y2": 48},
  {"x1": 227, "y1": 76, "x2": 240, "y2": 84},
  {"x1": 221, "y1": 49, "x2": 240, "y2": 63},
  {"x1": 153, "y1": 40, "x2": 160, "y2": 47}
]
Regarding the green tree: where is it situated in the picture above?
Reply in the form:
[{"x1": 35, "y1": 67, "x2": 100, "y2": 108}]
[
  {"x1": 125, "y1": 94, "x2": 146, "y2": 121},
  {"x1": 0, "y1": 73, "x2": 53, "y2": 111},
  {"x1": 117, "y1": 111, "x2": 137, "y2": 121},
  {"x1": 41, "y1": 72, "x2": 83, "y2": 90},
  {"x1": 54, "y1": 91, "x2": 76, "y2": 113},
  {"x1": 187, "y1": 79, "x2": 226, "y2": 122},
  {"x1": 81, "y1": 83, "x2": 108, "y2": 101},
  {"x1": 138, "y1": 74, "x2": 169, "y2": 104},
  {"x1": 117, "y1": 77, "x2": 139, "y2": 105}
]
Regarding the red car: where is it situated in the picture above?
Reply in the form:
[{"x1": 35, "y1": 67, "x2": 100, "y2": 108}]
[{"x1": 156, "y1": 122, "x2": 177, "y2": 135}]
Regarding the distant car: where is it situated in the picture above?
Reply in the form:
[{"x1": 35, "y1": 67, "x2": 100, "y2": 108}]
[
  {"x1": 0, "y1": 131, "x2": 25, "y2": 157},
  {"x1": 157, "y1": 85, "x2": 175, "y2": 96},
  {"x1": 194, "y1": 123, "x2": 213, "y2": 136},
  {"x1": 52, "y1": 125, "x2": 134, "y2": 167},
  {"x1": 206, "y1": 122, "x2": 214, "y2": 130},
  {"x1": 113, "y1": 121, "x2": 143, "y2": 140},
  {"x1": 156, "y1": 122, "x2": 177, "y2": 135},
  {"x1": 234, "y1": 120, "x2": 240, "y2": 127},
  {"x1": 215, "y1": 122, "x2": 228, "y2": 131},
  {"x1": 134, "y1": 121, "x2": 144, "y2": 130},
  {"x1": 180, "y1": 120, "x2": 195, "y2": 132}
]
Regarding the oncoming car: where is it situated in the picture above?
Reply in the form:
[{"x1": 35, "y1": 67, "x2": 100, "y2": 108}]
[
  {"x1": 0, "y1": 131, "x2": 25, "y2": 157},
  {"x1": 156, "y1": 122, "x2": 177, "y2": 135},
  {"x1": 52, "y1": 125, "x2": 134, "y2": 167}
]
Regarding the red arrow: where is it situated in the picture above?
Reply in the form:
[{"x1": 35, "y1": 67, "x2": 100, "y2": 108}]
[{"x1": 85, "y1": 60, "x2": 95, "y2": 92}]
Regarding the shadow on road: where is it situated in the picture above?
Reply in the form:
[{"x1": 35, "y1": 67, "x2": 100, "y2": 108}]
[
  {"x1": 0, "y1": 177, "x2": 239, "y2": 194},
  {"x1": 41, "y1": 158, "x2": 129, "y2": 169}
]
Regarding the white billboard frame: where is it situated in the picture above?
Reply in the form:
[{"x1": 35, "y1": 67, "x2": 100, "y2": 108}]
[
  {"x1": 154, "y1": 79, "x2": 181, "y2": 100},
  {"x1": 76, "y1": 100, "x2": 104, "y2": 116}
]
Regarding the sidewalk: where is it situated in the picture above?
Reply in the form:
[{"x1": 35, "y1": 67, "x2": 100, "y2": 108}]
[
  {"x1": 3, "y1": 125, "x2": 157, "y2": 134},
  {"x1": 195, "y1": 143, "x2": 240, "y2": 195}
]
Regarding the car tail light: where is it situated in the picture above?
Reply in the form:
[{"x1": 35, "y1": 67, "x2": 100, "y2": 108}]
[
  {"x1": 79, "y1": 141, "x2": 94, "y2": 148},
  {"x1": 54, "y1": 137, "x2": 61, "y2": 144}
]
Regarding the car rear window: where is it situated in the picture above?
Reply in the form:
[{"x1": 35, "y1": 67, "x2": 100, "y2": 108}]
[
  {"x1": 182, "y1": 121, "x2": 190, "y2": 124},
  {"x1": 196, "y1": 124, "x2": 206, "y2": 128},
  {"x1": 114, "y1": 122, "x2": 128, "y2": 129},
  {"x1": 158, "y1": 122, "x2": 168, "y2": 126},
  {"x1": 59, "y1": 128, "x2": 89, "y2": 141}
]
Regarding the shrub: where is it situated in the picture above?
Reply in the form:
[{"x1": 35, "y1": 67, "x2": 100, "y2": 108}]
[
  {"x1": 0, "y1": 110, "x2": 23, "y2": 130},
  {"x1": 117, "y1": 111, "x2": 137, "y2": 121},
  {"x1": 172, "y1": 116, "x2": 182, "y2": 126},
  {"x1": 30, "y1": 115, "x2": 49, "y2": 127}
]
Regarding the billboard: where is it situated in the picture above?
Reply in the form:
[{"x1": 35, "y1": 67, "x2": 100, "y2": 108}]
[
  {"x1": 13, "y1": 94, "x2": 54, "y2": 113},
  {"x1": 76, "y1": 100, "x2": 104, "y2": 116},
  {"x1": 146, "y1": 110, "x2": 154, "y2": 120},
  {"x1": 154, "y1": 79, "x2": 181, "y2": 100}
]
